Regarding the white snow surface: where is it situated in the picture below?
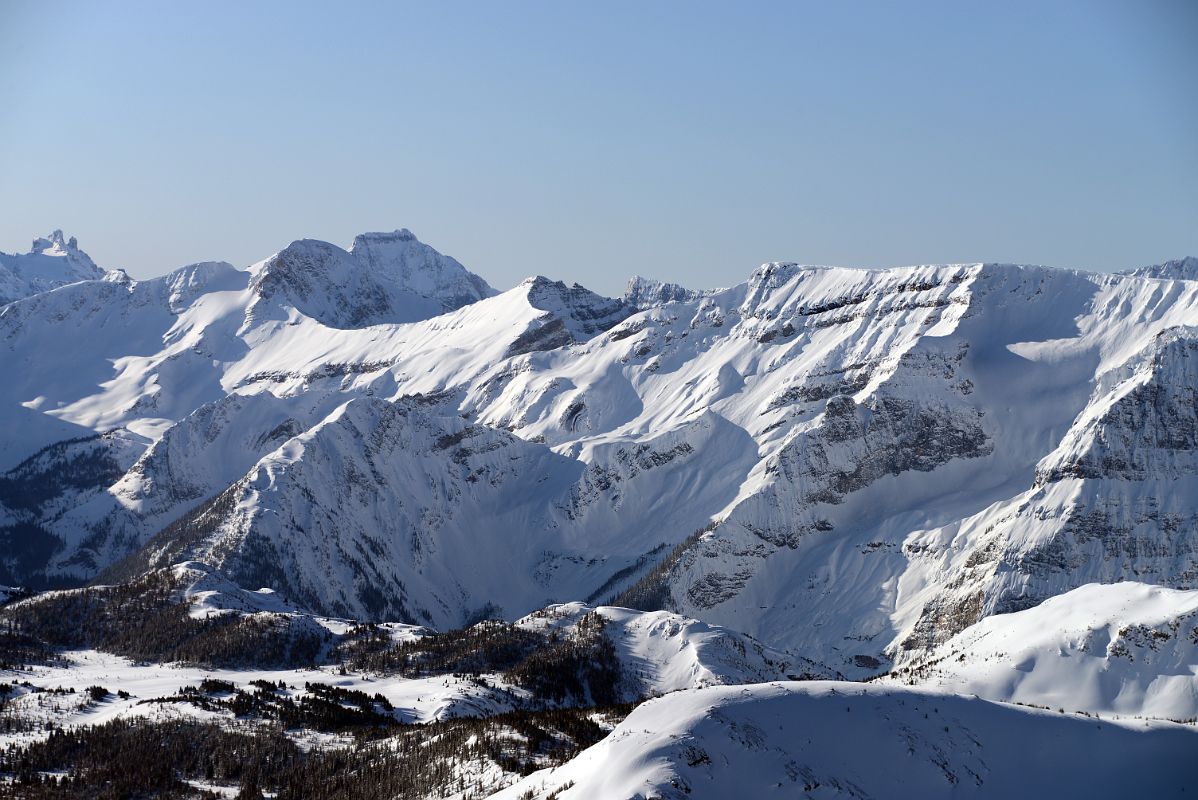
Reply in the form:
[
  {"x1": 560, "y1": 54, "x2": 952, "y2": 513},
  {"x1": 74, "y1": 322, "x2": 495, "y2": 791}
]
[
  {"x1": 888, "y1": 581, "x2": 1198, "y2": 720},
  {"x1": 0, "y1": 648, "x2": 496, "y2": 744},
  {"x1": 491, "y1": 681, "x2": 1197, "y2": 800}
]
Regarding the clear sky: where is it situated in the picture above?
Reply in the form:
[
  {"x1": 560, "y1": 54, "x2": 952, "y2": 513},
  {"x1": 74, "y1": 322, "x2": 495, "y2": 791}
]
[{"x1": 1, "y1": 1, "x2": 1195, "y2": 296}]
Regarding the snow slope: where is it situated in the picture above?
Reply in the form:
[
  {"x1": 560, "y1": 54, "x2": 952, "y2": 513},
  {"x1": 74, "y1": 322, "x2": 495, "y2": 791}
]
[
  {"x1": 891, "y1": 581, "x2": 1198, "y2": 721},
  {"x1": 492, "y1": 681, "x2": 1198, "y2": 800},
  {"x1": 0, "y1": 230, "x2": 559, "y2": 588},
  {"x1": 3, "y1": 236, "x2": 1198, "y2": 793}
]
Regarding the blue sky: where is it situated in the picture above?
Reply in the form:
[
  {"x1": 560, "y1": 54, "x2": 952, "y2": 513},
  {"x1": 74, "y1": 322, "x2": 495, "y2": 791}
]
[{"x1": 1, "y1": 0, "x2": 1195, "y2": 296}]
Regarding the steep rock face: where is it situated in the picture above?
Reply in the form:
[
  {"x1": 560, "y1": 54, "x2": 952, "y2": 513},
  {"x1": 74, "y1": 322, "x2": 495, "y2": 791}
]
[
  {"x1": 0, "y1": 231, "x2": 106, "y2": 306},
  {"x1": 37, "y1": 390, "x2": 360, "y2": 582},
  {"x1": 0, "y1": 430, "x2": 143, "y2": 585},
  {"x1": 892, "y1": 326, "x2": 1198, "y2": 657},
  {"x1": 545, "y1": 263, "x2": 1198, "y2": 675},
  {"x1": 1037, "y1": 327, "x2": 1198, "y2": 483},
  {"x1": 505, "y1": 277, "x2": 633, "y2": 356},
  {"x1": 349, "y1": 230, "x2": 494, "y2": 308},
  {"x1": 112, "y1": 392, "x2": 763, "y2": 629},
  {"x1": 249, "y1": 230, "x2": 494, "y2": 328}
]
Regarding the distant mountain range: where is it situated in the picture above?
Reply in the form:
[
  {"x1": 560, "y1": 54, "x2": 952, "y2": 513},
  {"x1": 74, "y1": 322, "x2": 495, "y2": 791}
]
[{"x1": 1, "y1": 228, "x2": 1195, "y2": 798}]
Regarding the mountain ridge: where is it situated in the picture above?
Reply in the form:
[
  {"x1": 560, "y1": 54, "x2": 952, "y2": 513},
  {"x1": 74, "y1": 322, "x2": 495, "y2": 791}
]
[{"x1": 1, "y1": 232, "x2": 1197, "y2": 671}]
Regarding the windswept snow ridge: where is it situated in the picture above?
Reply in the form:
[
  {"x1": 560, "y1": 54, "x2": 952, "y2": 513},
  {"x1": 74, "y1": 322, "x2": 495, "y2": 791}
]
[{"x1": 493, "y1": 681, "x2": 1197, "y2": 800}]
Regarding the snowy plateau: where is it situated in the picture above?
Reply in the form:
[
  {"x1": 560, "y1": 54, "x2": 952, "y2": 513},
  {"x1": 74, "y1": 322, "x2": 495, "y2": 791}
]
[{"x1": 0, "y1": 230, "x2": 1196, "y2": 798}]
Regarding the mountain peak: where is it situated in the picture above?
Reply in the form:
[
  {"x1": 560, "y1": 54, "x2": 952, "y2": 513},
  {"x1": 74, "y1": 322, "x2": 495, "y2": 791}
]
[
  {"x1": 0, "y1": 230, "x2": 105, "y2": 305},
  {"x1": 30, "y1": 229, "x2": 78, "y2": 254},
  {"x1": 347, "y1": 228, "x2": 495, "y2": 302},
  {"x1": 29, "y1": 229, "x2": 91, "y2": 260},
  {"x1": 251, "y1": 229, "x2": 495, "y2": 328},
  {"x1": 349, "y1": 228, "x2": 419, "y2": 247}
]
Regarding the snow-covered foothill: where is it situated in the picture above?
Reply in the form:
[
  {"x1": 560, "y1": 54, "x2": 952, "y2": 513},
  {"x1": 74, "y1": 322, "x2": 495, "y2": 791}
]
[
  {"x1": 515, "y1": 602, "x2": 833, "y2": 697},
  {"x1": 0, "y1": 602, "x2": 828, "y2": 763},
  {"x1": 492, "y1": 681, "x2": 1198, "y2": 800}
]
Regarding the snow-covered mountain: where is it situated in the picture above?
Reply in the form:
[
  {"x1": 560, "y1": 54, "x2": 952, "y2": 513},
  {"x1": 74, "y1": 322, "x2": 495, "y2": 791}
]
[
  {"x1": 0, "y1": 230, "x2": 108, "y2": 306},
  {"x1": 3, "y1": 236, "x2": 1198, "y2": 797},
  {"x1": 250, "y1": 229, "x2": 495, "y2": 328},
  {"x1": 514, "y1": 601, "x2": 833, "y2": 692},
  {"x1": 2, "y1": 229, "x2": 1197, "y2": 680}
]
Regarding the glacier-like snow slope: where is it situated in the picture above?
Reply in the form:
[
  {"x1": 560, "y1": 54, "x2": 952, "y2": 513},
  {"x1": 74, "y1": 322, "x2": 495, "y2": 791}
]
[
  {"x1": 888, "y1": 581, "x2": 1198, "y2": 721},
  {"x1": 2, "y1": 229, "x2": 1198, "y2": 676},
  {"x1": 492, "y1": 681, "x2": 1197, "y2": 800},
  {"x1": 0, "y1": 230, "x2": 107, "y2": 307}
]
